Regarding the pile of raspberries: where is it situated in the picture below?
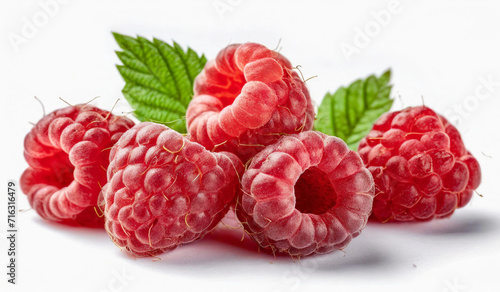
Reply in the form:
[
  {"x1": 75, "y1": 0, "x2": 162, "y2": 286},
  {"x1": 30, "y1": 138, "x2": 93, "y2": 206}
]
[{"x1": 20, "y1": 43, "x2": 481, "y2": 258}]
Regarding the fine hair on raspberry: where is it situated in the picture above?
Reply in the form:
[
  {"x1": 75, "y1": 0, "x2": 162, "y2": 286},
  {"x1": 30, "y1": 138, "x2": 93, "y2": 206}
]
[{"x1": 236, "y1": 131, "x2": 375, "y2": 257}]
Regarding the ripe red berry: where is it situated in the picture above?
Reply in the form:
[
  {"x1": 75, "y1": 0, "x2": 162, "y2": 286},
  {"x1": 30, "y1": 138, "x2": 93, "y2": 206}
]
[
  {"x1": 101, "y1": 122, "x2": 244, "y2": 257},
  {"x1": 20, "y1": 104, "x2": 135, "y2": 226},
  {"x1": 186, "y1": 43, "x2": 315, "y2": 162},
  {"x1": 358, "y1": 106, "x2": 481, "y2": 222},
  {"x1": 236, "y1": 131, "x2": 375, "y2": 257}
]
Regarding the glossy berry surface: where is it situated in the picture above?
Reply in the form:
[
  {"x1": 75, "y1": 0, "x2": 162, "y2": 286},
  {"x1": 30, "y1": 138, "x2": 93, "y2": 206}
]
[
  {"x1": 101, "y1": 122, "x2": 244, "y2": 257},
  {"x1": 236, "y1": 131, "x2": 375, "y2": 257},
  {"x1": 20, "y1": 104, "x2": 135, "y2": 226},
  {"x1": 358, "y1": 106, "x2": 481, "y2": 222},
  {"x1": 186, "y1": 42, "x2": 315, "y2": 162}
]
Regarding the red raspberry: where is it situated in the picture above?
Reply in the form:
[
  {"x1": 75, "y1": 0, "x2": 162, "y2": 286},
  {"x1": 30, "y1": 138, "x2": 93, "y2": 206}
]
[
  {"x1": 186, "y1": 43, "x2": 315, "y2": 162},
  {"x1": 101, "y1": 122, "x2": 244, "y2": 257},
  {"x1": 236, "y1": 131, "x2": 375, "y2": 257},
  {"x1": 20, "y1": 104, "x2": 135, "y2": 226},
  {"x1": 358, "y1": 106, "x2": 481, "y2": 222}
]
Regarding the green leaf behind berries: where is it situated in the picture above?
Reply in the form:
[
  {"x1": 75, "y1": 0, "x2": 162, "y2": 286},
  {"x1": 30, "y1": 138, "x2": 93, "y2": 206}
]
[
  {"x1": 315, "y1": 69, "x2": 393, "y2": 150},
  {"x1": 113, "y1": 32, "x2": 206, "y2": 133}
]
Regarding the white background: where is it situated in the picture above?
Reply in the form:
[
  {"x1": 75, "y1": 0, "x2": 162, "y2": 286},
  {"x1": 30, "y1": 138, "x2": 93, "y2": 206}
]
[{"x1": 1, "y1": 1, "x2": 500, "y2": 291}]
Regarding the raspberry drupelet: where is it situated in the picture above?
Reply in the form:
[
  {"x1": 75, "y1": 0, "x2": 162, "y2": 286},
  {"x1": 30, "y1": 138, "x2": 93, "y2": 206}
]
[
  {"x1": 101, "y1": 122, "x2": 244, "y2": 257},
  {"x1": 186, "y1": 42, "x2": 315, "y2": 162},
  {"x1": 236, "y1": 131, "x2": 375, "y2": 257},
  {"x1": 358, "y1": 106, "x2": 481, "y2": 222},
  {"x1": 20, "y1": 104, "x2": 135, "y2": 226}
]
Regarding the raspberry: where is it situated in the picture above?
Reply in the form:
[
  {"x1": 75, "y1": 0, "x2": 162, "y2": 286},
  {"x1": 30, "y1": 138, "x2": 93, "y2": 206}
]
[
  {"x1": 20, "y1": 104, "x2": 135, "y2": 226},
  {"x1": 186, "y1": 43, "x2": 315, "y2": 162},
  {"x1": 358, "y1": 106, "x2": 481, "y2": 222},
  {"x1": 101, "y1": 122, "x2": 244, "y2": 257},
  {"x1": 236, "y1": 131, "x2": 375, "y2": 257}
]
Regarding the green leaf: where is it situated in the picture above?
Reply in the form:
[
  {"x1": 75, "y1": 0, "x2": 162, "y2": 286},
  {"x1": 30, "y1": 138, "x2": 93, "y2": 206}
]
[
  {"x1": 113, "y1": 32, "x2": 207, "y2": 133},
  {"x1": 315, "y1": 69, "x2": 393, "y2": 150}
]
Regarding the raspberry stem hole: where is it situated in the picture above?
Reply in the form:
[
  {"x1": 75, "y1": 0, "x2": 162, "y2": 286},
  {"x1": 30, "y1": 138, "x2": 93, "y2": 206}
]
[
  {"x1": 49, "y1": 151, "x2": 75, "y2": 188},
  {"x1": 294, "y1": 167, "x2": 337, "y2": 215},
  {"x1": 218, "y1": 73, "x2": 245, "y2": 107}
]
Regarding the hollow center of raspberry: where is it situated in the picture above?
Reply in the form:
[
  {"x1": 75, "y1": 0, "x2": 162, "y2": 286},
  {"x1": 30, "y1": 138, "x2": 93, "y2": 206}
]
[
  {"x1": 48, "y1": 151, "x2": 75, "y2": 188},
  {"x1": 217, "y1": 75, "x2": 245, "y2": 107},
  {"x1": 294, "y1": 167, "x2": 337, "y2": 215}
]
